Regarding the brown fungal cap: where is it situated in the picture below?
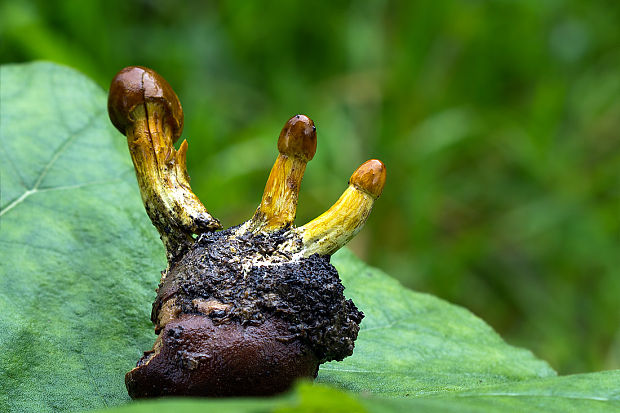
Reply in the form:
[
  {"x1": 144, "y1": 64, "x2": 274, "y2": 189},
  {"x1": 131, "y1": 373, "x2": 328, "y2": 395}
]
[
  {"x1": 277, "y1": 114, "x2": 317, "y2": 162},
  {"x1": 349, "y1": 159, "x2": 386, "y2": 199},
  {"x1": 108, "y1": 66, "x2": 184, "y2": 142}
]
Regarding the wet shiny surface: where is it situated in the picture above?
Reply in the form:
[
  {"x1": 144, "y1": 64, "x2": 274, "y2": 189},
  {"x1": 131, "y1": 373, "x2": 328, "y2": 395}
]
[
  {"x1": 126, "y1": 314, "x2": 319, "y2": 398},
  {"x1": 108, "y1": 66, "x2": 183, "y2": 142}
]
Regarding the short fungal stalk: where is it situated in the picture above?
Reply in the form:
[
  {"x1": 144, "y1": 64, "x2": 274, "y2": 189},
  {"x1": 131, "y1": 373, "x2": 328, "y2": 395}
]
[
  {"x1": 247, "y1": 114, "x2": 317, "y2": 233},
  {"x1": 108, "y1": 66, "x2": 386, "y2": 398},
  {"x1": 294, "y1": 159, "x2": 386, "y2": 257}
]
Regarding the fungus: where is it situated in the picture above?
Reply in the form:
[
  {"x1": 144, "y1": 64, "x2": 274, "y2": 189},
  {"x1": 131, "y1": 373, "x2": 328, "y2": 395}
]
[{"x1": 108, "y1": 66, "x2": 386, "y2": 398}]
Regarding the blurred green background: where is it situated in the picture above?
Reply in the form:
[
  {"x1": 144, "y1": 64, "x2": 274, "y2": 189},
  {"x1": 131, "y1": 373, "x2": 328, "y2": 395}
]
[{"x1": 2, "y1": 0, "x2": 619, "y2": 374}]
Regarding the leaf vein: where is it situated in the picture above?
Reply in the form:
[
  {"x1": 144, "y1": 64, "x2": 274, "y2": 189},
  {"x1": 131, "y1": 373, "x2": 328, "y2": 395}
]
[{"x1": 0, "y1": 109, "x2": 104, "y2": 217}]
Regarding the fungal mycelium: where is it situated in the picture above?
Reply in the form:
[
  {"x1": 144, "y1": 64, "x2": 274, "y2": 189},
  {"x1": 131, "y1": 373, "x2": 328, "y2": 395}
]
[{"x1": 108, "y1": 66, "x2": 386, "y2": 398}]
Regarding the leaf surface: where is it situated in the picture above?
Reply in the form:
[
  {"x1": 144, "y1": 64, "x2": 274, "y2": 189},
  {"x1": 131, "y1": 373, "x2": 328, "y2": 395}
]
[
  {"x1": 102, "y1": 372, "x2": 620, "y2": 413},
  {"x1": 321, "y1": 250, "x2": 554, "y2": 395},
  {"x1": 2, "y1": 62, "x2": 614, "y2": 413},
  {"x1": 0, "y1": 61, "x2": 167, "y2": 412}
]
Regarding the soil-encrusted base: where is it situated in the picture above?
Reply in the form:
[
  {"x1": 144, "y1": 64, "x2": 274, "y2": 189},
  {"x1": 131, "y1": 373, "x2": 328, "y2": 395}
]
[{"x1": 152, "y1": 227, "x2": 364, "y2": 362}]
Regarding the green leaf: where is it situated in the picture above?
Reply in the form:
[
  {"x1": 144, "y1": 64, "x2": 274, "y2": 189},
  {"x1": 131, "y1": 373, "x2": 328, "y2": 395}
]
[
  {"x1": 397, "y1": 370, "x2": 620, "y2": 412},
  {"x1": 0, "y1": 61, "x2": 166, "y2": 412},
  {"x1": 0, "y1": 61, "x2": 615, "y2": 413},
  {"x1": 322, "y1": 249, "x2": 554, "y2": 395},
  {"x1": 101, "y1": 373, "x2": 620, "y2": 413}
]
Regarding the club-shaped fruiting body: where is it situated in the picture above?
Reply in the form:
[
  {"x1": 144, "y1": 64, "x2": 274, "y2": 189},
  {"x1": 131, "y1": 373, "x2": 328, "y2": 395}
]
[
  {"x1": 108, "y1": 66, "x2": 221, "y2": 260},
  {"x1": 108, "y1": 66, "x2": 386, "y2": 398}
]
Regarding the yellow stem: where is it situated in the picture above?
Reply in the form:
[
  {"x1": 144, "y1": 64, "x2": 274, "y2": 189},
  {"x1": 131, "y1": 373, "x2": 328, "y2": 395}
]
[{"x1": 127, "y1": 102, "x2": 220, "y2": 259}]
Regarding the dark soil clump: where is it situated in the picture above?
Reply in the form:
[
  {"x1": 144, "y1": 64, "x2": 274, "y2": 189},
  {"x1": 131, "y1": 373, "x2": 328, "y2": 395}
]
[{"x1": 152, "y1": 227, "x2": 364, "y2": 363}]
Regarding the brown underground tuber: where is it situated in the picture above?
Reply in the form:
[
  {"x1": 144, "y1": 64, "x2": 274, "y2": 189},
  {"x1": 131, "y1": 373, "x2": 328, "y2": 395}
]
[{"x1": 107, "y1": 66, "x2": 386, "y2": 398}]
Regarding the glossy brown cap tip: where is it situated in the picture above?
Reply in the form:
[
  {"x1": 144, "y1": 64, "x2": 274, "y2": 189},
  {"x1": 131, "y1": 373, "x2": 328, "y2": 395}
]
[
  {"x1": 277, "y1": 114, "x2": 317, "y2": 162},
  {"x1": 349, "y1": 159, "x2": 386, "y2": 199},
  {"x1": 108, "y1": 66, "x2": 184, "y2": 142}
]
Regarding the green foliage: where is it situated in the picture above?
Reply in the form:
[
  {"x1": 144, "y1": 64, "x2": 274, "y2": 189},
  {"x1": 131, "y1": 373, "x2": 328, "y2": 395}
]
[
  {"x1": 1, "y1": 1, "x2": 618, "y2": 374},
  {"x1": 0, "y1": 62, "x2": 165, "y2": 412},
  {"x1": 4, "y1": 62, "x2": 617, "y2": 413},
  {"x1": 323, "y1": 250, "x2": 554, "y2": 395},
  {"x1": 101, "y1": 376, "x2": 620, "y2": 413}
]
